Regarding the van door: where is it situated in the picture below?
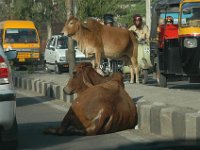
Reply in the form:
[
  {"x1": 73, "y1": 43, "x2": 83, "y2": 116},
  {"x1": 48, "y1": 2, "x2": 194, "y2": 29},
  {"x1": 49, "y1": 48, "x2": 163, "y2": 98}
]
[{"x1": 45, "y1": 37, "x2": 56, "y2": 65}]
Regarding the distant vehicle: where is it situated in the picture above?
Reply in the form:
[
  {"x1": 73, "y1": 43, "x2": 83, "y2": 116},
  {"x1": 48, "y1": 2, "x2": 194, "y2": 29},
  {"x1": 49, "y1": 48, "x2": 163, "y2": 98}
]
[
  {"x1": 44, "y1": 35, "x2": 86, "y2": 74},
  {"x1": 0, "y1": 47, "x2": 18, "y2": 149},
  {"x1": 0, "y1": 20, "x2": 40, "y2": 67},
  {"x1": 150, "y1": 0, "x2": 200, "y2": 87}
]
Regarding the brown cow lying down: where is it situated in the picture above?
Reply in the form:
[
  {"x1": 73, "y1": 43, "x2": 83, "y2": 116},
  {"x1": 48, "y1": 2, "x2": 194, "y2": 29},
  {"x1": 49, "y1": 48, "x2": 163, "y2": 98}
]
[
  {"x1": 61, "y1": 16, "x2": 139, "y2": 84},
  {"x1": 44, "y1": 62, "x2": 137, "y2": 136}
]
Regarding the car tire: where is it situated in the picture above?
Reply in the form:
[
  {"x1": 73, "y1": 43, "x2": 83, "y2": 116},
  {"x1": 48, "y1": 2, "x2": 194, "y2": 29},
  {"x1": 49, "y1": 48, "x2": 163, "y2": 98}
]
[
  {"x1": 0, "y1": 117, "x2": 18, "y2": 150},
  {"x1": 44, "y1": 63, "x2": 51, "y2": 73},
  {"x1": 55, "y1": 64, "x2": 61, "y2": 74}
]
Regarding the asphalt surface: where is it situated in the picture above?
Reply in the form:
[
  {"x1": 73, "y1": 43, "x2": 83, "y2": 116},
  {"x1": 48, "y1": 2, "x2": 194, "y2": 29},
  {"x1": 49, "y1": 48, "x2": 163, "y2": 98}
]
[
  {"x1": 16, "y1": 89, "x2": 168, "y2": 150},
  {"x1": 13, "y1": 70, "x2": 200, "y2": 139}
]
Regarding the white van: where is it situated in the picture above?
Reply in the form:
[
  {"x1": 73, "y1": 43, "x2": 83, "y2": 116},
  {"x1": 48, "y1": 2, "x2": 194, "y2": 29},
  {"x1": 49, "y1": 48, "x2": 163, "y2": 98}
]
[{"x1": 44, "y1": 35, "x2": 86, "y2": 73}]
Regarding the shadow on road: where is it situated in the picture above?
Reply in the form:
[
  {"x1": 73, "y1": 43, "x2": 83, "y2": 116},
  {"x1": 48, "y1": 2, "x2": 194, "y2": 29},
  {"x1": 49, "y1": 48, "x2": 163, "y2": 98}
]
[
  {"x1": 16, "y1": 96, "x2": 55, "y2": 107},
  {"x1": 18, "y1": 121, "x2": 82, "y2": 149},
  {"x1": 167, "y1": 83, "x2": 200, "y2": 91},
  {"x1": 145, "y1": 75, "x2": 200, "y2": 91},
  {"x1": 115, "y1": 139, "x2": 200, "y2": 150}
]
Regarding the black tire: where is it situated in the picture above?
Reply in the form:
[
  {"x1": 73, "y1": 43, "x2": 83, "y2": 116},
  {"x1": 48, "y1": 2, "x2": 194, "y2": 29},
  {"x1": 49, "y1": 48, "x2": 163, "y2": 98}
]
[
  {"x1": 159, "y1": 73, "x2": 167, "y2": 87},
  {"x1": 0, "y1": 118, "x2": 18, "y2": 150},
  {"x1": 142, "y1": 69, "x2": 148, "y2": 84},
  {"x1": 44, "y1": 63, "x2": 51, "y2": 73},
  {"x1": 55, "y1": 64, "x2": 61, "y2": 74}
]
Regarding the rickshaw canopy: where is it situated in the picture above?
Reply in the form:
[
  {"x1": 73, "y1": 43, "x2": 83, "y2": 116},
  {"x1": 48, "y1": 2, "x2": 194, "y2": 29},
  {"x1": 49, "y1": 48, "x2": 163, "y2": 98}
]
[{"x1": 150, "y1": 0, "x2": 181, "y2": 40}]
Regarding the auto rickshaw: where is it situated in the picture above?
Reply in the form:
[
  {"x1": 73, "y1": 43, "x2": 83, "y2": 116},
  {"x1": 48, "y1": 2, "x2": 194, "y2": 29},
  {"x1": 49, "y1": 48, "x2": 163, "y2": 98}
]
[
  {"x1": 179, "y1": 0, "x2": 200, "y2": 82},
  {"x1": 150, "y1": 0, "x2": 200, "y2": 87}
]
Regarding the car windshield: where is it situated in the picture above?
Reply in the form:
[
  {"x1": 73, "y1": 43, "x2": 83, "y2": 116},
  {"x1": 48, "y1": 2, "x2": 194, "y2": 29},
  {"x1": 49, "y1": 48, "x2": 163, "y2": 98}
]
[
  {"x1": 181, "y1": 2, "x2": 200, "y2": 27},
  {"x1": 5, "y1": 28, "x2": 38, "y2": 43},
  {"x1": 57, "y1": 36, "x2": 68, "y2": 49},
  {"x1": 159, "y1": 12, "x2": 179, "y2": 24}
]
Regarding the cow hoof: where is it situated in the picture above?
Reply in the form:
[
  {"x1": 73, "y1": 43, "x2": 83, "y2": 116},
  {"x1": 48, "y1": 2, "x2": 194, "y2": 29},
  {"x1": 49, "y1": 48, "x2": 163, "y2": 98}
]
[
  {"x1": 43, "y1": 127, "x2": 57, "y2": 134},
  {"x1": 129, "y1": 81, "x2": 139, "y2": 84}
]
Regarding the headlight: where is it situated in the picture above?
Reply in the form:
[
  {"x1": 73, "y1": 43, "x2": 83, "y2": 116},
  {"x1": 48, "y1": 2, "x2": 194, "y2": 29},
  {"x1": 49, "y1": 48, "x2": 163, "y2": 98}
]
[
  {"x1": 184, "y1": 38, "x2": 197, "y2": 48},
  {"x1": 59, "y1": 57, "x2": 66, "y2": 61}
]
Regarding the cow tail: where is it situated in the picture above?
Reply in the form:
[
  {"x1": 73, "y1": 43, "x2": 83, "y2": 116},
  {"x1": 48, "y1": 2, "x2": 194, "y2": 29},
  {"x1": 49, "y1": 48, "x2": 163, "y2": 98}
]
[{"x1": 128, "y1": 30, "x2": 138, "y2": 61}]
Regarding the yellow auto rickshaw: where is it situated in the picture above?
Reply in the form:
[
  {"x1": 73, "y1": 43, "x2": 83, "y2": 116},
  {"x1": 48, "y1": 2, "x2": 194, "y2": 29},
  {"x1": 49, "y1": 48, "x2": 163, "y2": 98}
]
[{"x1": 178, "y1": 0, "x2": 200, "y2": 82}]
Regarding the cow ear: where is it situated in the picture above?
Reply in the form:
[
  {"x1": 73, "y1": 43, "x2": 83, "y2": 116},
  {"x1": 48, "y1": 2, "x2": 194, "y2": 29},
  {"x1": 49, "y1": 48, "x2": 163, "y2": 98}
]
[
  {"x1": 82, "y1": 22, "x2": 89, "y2": 30},
  {"x1": 82, "y1": 70, "x2": 94, "y2": 88}
]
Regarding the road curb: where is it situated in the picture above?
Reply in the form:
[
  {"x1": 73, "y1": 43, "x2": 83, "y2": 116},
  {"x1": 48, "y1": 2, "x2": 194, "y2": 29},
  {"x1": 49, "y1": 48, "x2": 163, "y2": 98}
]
[{"x1": 13, "y1": 75, "x2": 200, "y2": 139}]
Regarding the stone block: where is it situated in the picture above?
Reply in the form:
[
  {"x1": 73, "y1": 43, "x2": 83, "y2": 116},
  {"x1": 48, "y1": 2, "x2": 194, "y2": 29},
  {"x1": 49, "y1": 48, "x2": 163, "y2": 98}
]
[{"x1": 185, "y1": 112, "x2": 200, "y2": 139}]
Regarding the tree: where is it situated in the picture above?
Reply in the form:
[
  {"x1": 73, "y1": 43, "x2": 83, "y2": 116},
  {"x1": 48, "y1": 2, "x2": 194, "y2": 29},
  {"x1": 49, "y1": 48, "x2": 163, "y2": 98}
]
[
  {"x1": 76, "y1": 0, "x2": 122, "y2": 20},
  {"x1": 30, "y1": 0, "x2": 66, "y2": 39},
  {"x1": 65, "y1": 0, "x2": 75, "y2": 76},
  {"x1": 0, "y1": 0, "x2": 15, "y2": 20},
  {"x1": 2, "y1": 0, "x2": 67, "y2": 40}
]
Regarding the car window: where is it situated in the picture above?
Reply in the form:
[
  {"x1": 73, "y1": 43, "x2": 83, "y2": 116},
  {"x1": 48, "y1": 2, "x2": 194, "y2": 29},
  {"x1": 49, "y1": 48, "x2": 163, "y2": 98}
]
[
  {"x1": 46, "y1": 38, "x2": 53, "y2": 48},
  {"x1": 57, "y1": 36, "x2": 68, "y2": 49},
  {"x1": 50, "y1": 38, "x2": 56, "y2": 47},
  {"x1": 47, "y1": 37, "x2": 56, "y2": 49}
]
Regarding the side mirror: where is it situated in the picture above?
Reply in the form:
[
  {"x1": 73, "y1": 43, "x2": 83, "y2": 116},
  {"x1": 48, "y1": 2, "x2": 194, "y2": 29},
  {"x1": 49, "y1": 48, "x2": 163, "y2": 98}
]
[
  {"x1": 183, "y1": 9, "x2": 191, "y2": 14},
  {"x1": 5, "y1": 50, "x2": 17, "y2": 60},
  {"x1": 49, "y1": 45, "x2": 55, "y2": 51}
]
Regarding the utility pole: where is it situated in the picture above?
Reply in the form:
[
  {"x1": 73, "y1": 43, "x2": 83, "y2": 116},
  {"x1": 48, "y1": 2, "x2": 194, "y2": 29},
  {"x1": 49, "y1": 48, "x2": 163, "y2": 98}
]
[
  {"x1": 65, "y1": 0, "x2": 75, "y2": 76},
  {"x1": 146, "y1": 0, "x2": 151, "y2": 29}
]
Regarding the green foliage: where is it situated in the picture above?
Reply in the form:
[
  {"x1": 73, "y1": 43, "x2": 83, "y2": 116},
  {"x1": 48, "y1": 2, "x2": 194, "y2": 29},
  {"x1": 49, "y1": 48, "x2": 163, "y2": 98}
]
[
  {"x1": 77, "y1": 0, "x2": 122, "y2": 20},
  {"x1": 76, "y1": 0, "x2": 153, "y2": 27},
  {"x1": 117, "y1": 0, "x2": 147, "y2": 27}
]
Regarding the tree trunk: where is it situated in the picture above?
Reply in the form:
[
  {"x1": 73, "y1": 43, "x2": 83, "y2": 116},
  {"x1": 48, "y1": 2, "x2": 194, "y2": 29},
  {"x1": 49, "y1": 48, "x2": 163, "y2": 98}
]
[
  {"x1": 65, "y1": 0, "x2": 75, "y2": 76},
  {"x1": 47, "y1": 22, "x2": 52, "y2": 40}
]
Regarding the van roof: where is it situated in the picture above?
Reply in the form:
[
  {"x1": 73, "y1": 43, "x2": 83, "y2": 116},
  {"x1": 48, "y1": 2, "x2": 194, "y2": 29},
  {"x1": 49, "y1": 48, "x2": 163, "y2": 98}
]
[
  {"x1": 0, "y1": 20, "x2": 36, "y2": 29},
  {"x1": 181, "y1": 0, "x2": 200, "y2": 2}
]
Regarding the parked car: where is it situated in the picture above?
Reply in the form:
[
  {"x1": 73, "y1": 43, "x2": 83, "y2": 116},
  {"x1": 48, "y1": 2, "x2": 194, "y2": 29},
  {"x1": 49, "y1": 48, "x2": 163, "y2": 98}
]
[
  {"x1": 0, "y1": 48, "x2": 18, "y2": 149},
  {"x1": 44, "y1": 35, "x2": 86, "y2": 74}
]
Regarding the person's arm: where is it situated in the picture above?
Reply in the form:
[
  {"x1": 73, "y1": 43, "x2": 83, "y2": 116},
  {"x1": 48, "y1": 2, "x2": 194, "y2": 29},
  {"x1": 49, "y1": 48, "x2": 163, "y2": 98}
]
[{"x1": 128, "y1": 25, "x2": 135, "y2": 31}]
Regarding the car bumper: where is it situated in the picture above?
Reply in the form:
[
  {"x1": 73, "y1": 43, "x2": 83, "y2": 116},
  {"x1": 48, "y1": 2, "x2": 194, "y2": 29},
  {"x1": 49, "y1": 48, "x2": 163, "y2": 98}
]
[
  {"x1": 58, "y1": 63, "x2": 69, "y2": 71},
  {"x1": 0, "y1": 93, "x2": 16, "y2": 130}
]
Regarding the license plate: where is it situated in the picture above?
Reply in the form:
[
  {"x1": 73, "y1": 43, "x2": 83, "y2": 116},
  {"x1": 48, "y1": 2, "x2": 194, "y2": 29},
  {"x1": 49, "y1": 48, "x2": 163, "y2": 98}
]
[
  {"x1": 17, "y1": 52, "x2": 31, "y2": 58},
  {"x1": 63, "y1": 64, "x2": 68, "y2": 68},
  {"x1": 19, "y1": 58, "x2": 25, "y2": 62}
]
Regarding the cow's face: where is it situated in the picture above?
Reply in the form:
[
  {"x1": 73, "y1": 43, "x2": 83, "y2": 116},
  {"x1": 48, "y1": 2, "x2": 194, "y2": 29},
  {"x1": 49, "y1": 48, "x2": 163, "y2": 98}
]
[
  {"x1": 61, "y1": 16, "x2": 80, "y2": 37},
  {"x1": 63, "y1": 69, "x2": 84, "y2": 95},
  {"x1": 63, "y1": 63, "x2": 93, "y2": 95}
]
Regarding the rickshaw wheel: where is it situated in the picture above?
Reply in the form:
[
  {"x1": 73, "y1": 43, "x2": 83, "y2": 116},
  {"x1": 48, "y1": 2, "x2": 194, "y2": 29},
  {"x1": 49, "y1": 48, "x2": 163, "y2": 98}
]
[
  {"x1": 142, "y1": 69, "x2": 148, "y2": 84},
  {"x1": 159, "y1": 73, "x2": 167, "y2": 87}
]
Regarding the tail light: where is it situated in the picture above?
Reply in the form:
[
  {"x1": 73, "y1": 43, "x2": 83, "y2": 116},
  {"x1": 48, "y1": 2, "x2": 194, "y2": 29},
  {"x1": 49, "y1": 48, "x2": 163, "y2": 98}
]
[{"x1": 0, "y1": 55, "x2": 9, "y2": 84}]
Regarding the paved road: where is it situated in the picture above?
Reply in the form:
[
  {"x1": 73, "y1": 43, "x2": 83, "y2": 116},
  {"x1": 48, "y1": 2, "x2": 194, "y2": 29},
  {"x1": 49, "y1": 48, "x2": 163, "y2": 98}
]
[
  {"x1": 14, "y1": 69, "x2": 200, "y2": 140},
  {"x1": 16, "y1": 89, "x2": 166, "y2": 150}
]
